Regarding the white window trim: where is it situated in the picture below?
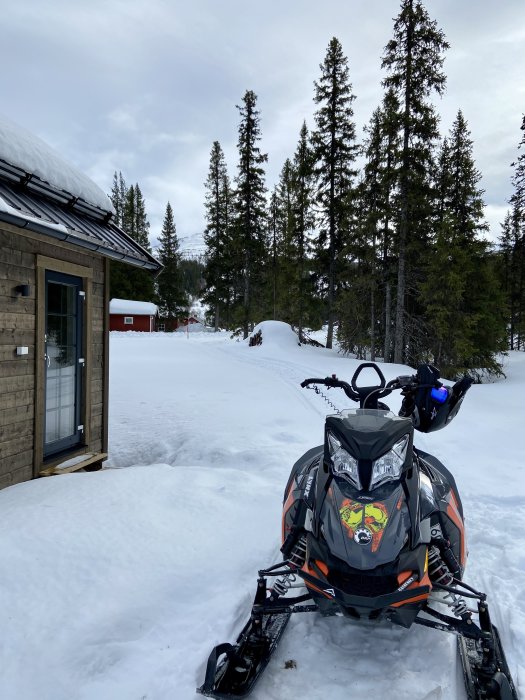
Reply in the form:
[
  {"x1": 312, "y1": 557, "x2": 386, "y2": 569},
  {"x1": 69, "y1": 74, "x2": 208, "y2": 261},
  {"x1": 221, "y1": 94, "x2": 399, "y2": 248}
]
[{"x1": 124, "y1": 316, "x2": 134, "y2": 325}]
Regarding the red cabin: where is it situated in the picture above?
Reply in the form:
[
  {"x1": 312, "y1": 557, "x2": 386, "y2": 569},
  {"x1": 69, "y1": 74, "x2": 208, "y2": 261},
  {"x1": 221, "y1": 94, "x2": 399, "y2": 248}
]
[{"x1": 109, "y1": 299, "x2": 158, "y2": 332}]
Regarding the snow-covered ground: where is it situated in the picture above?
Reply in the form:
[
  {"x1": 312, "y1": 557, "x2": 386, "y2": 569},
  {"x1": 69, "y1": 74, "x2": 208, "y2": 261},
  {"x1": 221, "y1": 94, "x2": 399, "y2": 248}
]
[{"x1": 0, "y1": 322, "x2": 523, "y2": 700}]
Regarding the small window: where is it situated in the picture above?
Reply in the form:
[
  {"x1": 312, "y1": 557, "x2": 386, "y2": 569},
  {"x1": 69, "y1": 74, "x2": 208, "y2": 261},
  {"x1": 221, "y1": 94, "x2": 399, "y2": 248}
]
[
  {"x1": 158, "y1": 323, "x2": 165, "y2": 332},
  {"x1": 124, "y1": 316, "x2": 134, "y2": 325}
]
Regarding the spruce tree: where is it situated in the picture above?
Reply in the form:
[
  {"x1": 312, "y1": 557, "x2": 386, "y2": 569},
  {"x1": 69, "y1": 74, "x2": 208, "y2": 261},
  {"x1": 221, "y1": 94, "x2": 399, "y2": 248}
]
[
  {"x1": 506, "y1": 115, "x2": 525, "y2": 349},
  {"x1": 203, "y1": 141, "x2": 233, "y2": 330},
  {"x1": 381, "y1": 0, "x2": 449, "y2": 363},
  {"x1": 291, "y1": 122, "x2": 318, "y2": 339},
  {"x1": 265, "y1": 129, "x2": 318, "y2": 337},
  {"x1": 272, "y1": 158, "x2": 296, "y2": 322},
  {"x1": 109, "y1": 177, "x2": 154, "y2": 301},
  {"x1": 339, "y1": 111, "x2": 386, "y2": 361},
  {"x1": 312, "y1": 37, "x2": 358, "y2": 349},
  {"x1": 337, "y1": 90, "x2": 401, "y2": 360},
  {"x1": 268, "y1": 187, "x2": 283, "y2": 320},
  {"x1": 110, "y1": 171, "x2": 127, "y2": 228},
  {"x1": 233, "y1": 90, "x2": 268, "y2": 338},
  {"x1": 157, "y1": 202, "x2": 188, "y2": 325},
  {"x1": 499, "y1": 211, "x2": 525, "y2": 350},
  {"x1": 420, "y1": 112, "x2": 506, "y2": 377}
]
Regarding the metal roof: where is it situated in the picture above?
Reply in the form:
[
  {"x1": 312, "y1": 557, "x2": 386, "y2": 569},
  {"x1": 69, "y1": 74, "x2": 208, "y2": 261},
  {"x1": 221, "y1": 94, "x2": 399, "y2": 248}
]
[{"x1": 0, "y1": 161, "x2": 161, "y2": 272}]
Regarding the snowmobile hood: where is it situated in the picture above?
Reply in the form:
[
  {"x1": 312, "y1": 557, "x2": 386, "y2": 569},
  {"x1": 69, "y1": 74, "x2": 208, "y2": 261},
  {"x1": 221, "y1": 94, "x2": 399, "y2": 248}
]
[{"x1": 320, "y1": 480, "x2": 410, "y2": 570}]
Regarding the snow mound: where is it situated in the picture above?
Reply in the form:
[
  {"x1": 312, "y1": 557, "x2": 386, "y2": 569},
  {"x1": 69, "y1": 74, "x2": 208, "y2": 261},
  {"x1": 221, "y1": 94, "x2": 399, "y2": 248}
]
[
  {"x1": 247, "y1": 321, "x2": 300, "y2": 349},
  {"x1": 0, "y1": 114, "x2": 114, "y2": 214}
]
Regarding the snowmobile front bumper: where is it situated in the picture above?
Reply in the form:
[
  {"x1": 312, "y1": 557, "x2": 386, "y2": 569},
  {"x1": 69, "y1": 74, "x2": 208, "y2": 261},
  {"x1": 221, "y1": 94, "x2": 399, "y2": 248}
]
[{"x1": 299, "y1": 569, "x2": 430, "y2": 627}]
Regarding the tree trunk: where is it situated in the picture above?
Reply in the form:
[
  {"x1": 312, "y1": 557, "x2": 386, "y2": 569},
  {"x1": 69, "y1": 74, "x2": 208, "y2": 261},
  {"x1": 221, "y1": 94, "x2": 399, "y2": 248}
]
[
  {"x1": 243, "y1": 247, "x2": 250, "y2": 339},
  {"x1": 393, "y1": 1, "x2": 414, "y2": 365},
  {"x1": 394, "y1": 233, "x2": 406, "y2": 363},
  {"x1": 384, "y1": 280, "x2": 392, "y2": 361},
  {"x1": 370, "y1": 279, "x2": 376, "y2": 361}
]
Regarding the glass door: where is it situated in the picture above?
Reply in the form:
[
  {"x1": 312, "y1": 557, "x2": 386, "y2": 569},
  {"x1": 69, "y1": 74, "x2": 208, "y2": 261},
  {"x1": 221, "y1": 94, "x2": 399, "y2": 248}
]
[{"x1": 44, "y1": 270, "x2": 84, "y2": 458}]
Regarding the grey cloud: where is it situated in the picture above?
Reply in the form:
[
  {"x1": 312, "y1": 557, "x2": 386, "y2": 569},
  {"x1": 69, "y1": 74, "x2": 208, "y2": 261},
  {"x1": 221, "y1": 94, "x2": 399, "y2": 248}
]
[{"x1": 1, "y1": 0, "x2": 524, "y2": 243}]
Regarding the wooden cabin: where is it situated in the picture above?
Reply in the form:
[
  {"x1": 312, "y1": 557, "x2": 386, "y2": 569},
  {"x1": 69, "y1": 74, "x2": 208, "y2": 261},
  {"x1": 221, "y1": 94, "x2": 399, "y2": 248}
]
[
  {"x1": 109, "y1": 299, "x2": 158, "y2": 332},
  {"x1": 0, "y1": 117, "x2": 161, "y2": 488}
]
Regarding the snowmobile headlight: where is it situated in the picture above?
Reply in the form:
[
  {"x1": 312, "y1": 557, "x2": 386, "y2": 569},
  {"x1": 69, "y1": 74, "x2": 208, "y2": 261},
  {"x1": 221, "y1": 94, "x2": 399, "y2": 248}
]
[
  {"x1": 370, "y1": 434, "x2": 409, "y2": 490},
  {"x1": 327, "y1": 433, "x2": 361, "y2": 488}
]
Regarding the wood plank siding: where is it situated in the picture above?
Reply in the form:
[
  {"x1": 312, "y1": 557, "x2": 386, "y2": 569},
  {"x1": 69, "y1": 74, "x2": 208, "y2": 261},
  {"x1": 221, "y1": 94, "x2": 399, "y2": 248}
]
[{"x1": 0, "y1": 223, "x2": 109, "y2": 488}]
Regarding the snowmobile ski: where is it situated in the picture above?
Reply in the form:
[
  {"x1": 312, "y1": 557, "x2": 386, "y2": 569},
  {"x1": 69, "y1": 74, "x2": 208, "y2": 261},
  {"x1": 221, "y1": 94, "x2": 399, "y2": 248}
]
[
  {"x1": 197, "y1": 567, "x2": 314, "y2": 699},
  {"x1": 196, "y1": 609, "x2": 291, "y2": 699},
  {"x1": 458, "y1": 625, "x2": 518, "y2": 700}
]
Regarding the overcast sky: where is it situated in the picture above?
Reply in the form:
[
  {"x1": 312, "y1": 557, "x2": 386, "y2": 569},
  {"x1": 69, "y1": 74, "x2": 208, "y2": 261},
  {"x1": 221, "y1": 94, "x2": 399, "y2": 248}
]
[{"x1": 2, "y1": 0, "x2": 525, "y2": 250}]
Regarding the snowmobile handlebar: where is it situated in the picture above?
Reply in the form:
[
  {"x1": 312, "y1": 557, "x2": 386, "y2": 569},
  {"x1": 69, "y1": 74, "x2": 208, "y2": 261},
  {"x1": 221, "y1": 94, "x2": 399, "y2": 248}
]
[
  {"x1": 301, "y1": 375, "x2": 358, "y2": 400},
  {"x1": 301, "y1": 360, "x2": 474, "y2": 429},
  {"x1": 300, "y1": 368, "x2": 444, "y2": 409}
]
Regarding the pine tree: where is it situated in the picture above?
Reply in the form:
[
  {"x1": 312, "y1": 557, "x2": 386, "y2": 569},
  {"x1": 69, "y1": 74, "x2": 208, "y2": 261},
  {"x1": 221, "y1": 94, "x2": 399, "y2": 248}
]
[
  {"x1": 381, "y1": 0, "x2": 449, "y2": 363},
  {"x1": 157, "y1": 202, "x2": 188, "y2": 324},
  {"x1": 312, "y1": 37, "x2": 358, "y2": 349},
  {"x1": 203, "y1": 141, "x2": 233, "y2": 330},
  {"x1": 233, "y1": 90, "x2": 268, "y2": 338}
]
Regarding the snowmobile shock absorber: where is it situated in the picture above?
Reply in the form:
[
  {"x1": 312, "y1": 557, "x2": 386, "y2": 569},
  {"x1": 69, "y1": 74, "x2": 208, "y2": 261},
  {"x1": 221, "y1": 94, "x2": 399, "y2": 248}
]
[
  {"x1": 271, "y1": 573, "x2": 297, "y2": 599},
  {"x1": 432, "y1": 534, "x2": 462, "y2": 577},
  {"x1": 428, "y1": 545, "x2": 454, "y2": 585},
  {"x1": 270, "y1": 535, "x2": 308, "y2": 601},
  {"x1": 428, "y1": 546, "x2": 469, "y2": 618},
  {"x1": 288, "y1": 534, "x2": 307, "y2": 568}
]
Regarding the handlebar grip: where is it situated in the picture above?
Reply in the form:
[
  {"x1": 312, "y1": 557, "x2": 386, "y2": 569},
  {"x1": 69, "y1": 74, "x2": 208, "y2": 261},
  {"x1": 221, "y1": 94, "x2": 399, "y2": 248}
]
[
  {"x1": 301, "y1": 378, "x2": 331, "y2": 388},
  {"x1": 301, "y1": 376, "x2": 353, "y2": 392}
]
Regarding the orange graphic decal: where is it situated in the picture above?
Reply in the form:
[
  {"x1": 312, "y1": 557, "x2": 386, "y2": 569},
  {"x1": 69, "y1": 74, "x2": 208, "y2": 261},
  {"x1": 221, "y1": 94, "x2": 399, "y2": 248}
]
[{"x1": 339, "y1": 499, "x2": 389, "y2": 552}]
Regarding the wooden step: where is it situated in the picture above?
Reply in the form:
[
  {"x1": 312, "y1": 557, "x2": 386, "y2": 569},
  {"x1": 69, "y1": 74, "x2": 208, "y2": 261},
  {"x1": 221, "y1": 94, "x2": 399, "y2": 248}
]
[{"x1": 39, "y1": 452, "x2": 107, "y2": 477}]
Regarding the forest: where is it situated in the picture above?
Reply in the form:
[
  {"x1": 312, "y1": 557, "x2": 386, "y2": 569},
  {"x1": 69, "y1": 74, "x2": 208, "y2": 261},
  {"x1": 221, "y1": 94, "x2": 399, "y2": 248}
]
[{"x1": 110, "y1": 0, "x2": 525, "y2": 380}]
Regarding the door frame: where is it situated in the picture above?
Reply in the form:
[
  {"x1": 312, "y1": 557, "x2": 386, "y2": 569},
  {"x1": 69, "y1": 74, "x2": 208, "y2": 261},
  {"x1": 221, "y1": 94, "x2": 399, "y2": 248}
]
[
  {"x1": 44, "y1": 269, "x2": 84, "y2": 457},
  {"x1": 35, "y1": 255, "x2": 93, "y2": 475}
]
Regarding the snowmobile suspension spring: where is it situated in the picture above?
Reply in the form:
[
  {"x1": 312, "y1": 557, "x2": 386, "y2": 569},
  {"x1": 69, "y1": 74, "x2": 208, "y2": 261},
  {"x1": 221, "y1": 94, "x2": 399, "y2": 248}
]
[
  {"x1": 449, "y1": 596, "x2": 469, "y2": 617},
  {"x1": 428, "y1": 546, "x2": 469, "y2": 618},
  {"x1": 271, "y1": 536, "x2": 308, "y2": 600},
  {"x1": 428, "y1": 546, "x2": 454, "y2": 586},
  {"x1": 288, "y1": 535, "x2": 307, "y2": 568},
  {"x1": 272, "y1": 572, "x2": 297, "y2": 598}
]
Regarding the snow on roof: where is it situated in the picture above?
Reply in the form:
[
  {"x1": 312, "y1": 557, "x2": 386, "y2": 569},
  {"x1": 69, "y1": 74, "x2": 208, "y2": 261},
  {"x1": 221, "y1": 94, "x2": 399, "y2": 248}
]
[
  {"x1": 0, "y1": 192, "x2": 68, "y2": 235},
  {"x1": 110, "y1": 298, "x2": 158, "y2": 316},
  {"x1": 0, "y1": 114, "x2": 114, "y2": 214}
]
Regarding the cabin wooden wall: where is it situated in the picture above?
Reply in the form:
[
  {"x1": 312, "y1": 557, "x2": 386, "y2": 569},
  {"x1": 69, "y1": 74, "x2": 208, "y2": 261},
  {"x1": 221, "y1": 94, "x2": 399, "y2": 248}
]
[{"x1": 0, "y1": 222, "x2": 108, "y2": 489}]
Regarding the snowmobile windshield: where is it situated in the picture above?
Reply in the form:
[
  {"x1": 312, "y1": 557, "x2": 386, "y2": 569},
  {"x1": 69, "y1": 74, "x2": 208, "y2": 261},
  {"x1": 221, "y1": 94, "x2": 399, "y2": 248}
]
[{"x1": 330, "y1": 408, "x2": 397, "y2": 424}]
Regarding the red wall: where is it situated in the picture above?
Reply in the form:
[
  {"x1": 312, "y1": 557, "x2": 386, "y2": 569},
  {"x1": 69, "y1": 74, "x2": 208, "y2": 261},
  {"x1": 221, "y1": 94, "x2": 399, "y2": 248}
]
[{"x1": 110, "y1": 314, "x2": 153, "y2": 332}]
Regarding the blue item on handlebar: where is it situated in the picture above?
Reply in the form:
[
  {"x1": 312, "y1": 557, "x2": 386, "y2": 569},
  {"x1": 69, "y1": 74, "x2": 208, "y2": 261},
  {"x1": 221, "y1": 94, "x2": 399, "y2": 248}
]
[{"x1": 431, "y1": 386, "x2": 449, "y2": 404}]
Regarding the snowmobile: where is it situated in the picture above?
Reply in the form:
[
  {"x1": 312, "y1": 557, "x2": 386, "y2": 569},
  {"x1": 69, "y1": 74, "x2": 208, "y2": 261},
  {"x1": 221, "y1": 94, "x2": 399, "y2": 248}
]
[{"x1": 197, "y1": 362, "x2": 518, "y2": 700}]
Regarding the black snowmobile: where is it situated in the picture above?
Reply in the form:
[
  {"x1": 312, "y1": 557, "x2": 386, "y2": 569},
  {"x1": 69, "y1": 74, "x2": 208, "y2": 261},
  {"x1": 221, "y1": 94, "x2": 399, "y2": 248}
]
[{"x1": 197, "y1": 362, "x2": 518, "y2": 700}]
